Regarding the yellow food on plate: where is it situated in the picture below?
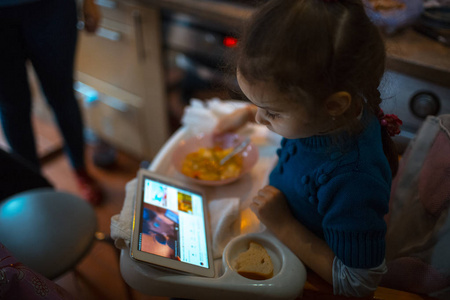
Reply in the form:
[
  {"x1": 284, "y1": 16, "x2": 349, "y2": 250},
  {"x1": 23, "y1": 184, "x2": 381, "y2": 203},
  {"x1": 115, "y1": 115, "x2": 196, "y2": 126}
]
[
  {"x1": 181, "y1": 146, "x2": 243, "y2": 181},
  {"x1": 368, "y1": 0, "x2": 405, "y2": 11}
]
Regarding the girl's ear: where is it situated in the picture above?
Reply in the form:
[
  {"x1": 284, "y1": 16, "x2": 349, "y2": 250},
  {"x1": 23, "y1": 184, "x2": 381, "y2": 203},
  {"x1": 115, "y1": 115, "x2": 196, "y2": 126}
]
[{"x1": 325, "y1": 91, "x2": 352, "y2": 117}]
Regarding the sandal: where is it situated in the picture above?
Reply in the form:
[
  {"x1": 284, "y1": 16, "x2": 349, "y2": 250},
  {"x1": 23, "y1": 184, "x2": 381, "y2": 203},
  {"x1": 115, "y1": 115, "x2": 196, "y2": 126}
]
[{"x1": 75, "y1": 169, "x2": 103, "y2": 205}]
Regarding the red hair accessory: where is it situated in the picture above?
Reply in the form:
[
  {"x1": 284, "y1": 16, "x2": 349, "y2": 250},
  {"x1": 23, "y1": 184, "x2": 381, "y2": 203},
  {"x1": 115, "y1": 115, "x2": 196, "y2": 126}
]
[{"x1": 378, "y1": 109, "x2": 403, "y2": 136}]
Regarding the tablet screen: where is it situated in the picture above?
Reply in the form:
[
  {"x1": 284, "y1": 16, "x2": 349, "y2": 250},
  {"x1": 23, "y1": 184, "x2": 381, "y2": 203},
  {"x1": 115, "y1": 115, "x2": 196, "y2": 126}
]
[{"x1": 131, "y1": 170, "x2": 214, "y2": 277}]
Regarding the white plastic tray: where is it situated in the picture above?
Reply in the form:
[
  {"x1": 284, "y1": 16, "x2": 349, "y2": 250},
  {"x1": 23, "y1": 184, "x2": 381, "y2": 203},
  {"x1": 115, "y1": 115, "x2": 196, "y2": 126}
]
[{"x1": 120, "y1": 125, "x2": 307, "y2": 300}]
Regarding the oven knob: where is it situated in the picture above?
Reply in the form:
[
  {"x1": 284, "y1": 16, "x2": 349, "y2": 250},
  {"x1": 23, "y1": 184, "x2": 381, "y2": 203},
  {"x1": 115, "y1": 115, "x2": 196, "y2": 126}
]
[
  {"x1": 204, "y1": 33, "x2": 216, "y2": 44},
  {"x1": 409, "y1": 92, "x2": 440, "y2": 119}
]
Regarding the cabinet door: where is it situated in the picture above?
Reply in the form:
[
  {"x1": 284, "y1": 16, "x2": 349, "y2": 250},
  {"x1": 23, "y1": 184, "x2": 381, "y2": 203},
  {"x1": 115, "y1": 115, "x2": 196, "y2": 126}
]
[
  {"x1": 137, "y1": 5, "x2": 170, "y2": 160},
  {"x1": 75, "y1": 3, "x2": 169, "y2": 159},
  {"x1": 75, "y1": 74, "x2": 145, "y2": 157},
  {"x1": 76, "y1": 3, "x2": 147, "y2": 97},
  {"x1": 82, "y1": 95, "x2": 144, "y2": 158}
]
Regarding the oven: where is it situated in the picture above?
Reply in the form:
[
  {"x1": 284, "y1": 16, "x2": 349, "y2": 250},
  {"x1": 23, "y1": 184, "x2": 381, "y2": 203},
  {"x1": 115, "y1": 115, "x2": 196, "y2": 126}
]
[
  {"x1": 161, "y1": 0, "x2": 266, "y2": 131},
  {"x1": 162, "y1": 9, "x2": 240, "y2": 131},
  {"x1": 380, "y1": 70, "x2": 450, "y2": 153}
]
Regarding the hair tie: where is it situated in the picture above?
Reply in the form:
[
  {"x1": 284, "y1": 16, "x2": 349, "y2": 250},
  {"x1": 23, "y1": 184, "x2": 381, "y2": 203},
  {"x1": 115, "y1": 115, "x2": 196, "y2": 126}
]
[
  {"x1": 323, "y1": 0, "x2": 339, "y2": 2},
  {"x1": 378, "y1": 109, "x2": 403, "y2": 136}
]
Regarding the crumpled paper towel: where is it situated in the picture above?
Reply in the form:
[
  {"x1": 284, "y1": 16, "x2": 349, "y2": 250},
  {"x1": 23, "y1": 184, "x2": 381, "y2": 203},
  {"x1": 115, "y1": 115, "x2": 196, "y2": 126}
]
[
  {"x1": 110, "y1": 177, "x2": 241, "y2": 259},
  {"x1": 180, "y1": 97, "x2": 280, "y2": 147},
  {"x1": 181, "y1": 98, "x2": 248, "y2": 134}
]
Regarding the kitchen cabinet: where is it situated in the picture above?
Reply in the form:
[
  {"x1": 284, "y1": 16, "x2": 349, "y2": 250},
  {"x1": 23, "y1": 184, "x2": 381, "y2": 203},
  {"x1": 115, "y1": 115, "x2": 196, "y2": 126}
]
[{"x1": 75, "y1": 0, "x2": 169, "y2": 159}]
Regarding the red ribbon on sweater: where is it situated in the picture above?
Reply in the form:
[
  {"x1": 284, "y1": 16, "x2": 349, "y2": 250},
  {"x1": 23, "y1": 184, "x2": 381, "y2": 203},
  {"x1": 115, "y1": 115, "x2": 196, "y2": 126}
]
[{"x1": 378, "y1": 109, "x2": 403, "y2": 136}]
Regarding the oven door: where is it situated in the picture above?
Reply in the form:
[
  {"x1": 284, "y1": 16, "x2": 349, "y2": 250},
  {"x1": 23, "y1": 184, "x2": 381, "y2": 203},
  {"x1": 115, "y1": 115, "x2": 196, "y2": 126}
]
[
  {"x1": 162, "y1": 11, "x2": 239, "y2": 129},
  {"x1": 380, "y1": 70, "x2": 450, "y2": 153}
]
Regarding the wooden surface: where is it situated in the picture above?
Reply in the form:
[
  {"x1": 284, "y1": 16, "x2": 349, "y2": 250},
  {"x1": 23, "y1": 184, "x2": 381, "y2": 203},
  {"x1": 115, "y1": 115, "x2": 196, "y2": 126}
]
[
  {"x1": 139, "y1": 0, "x2": 253, "y2": 28},
  {"x1": 302, "y1": 270, "x2": 438, "y2": 300},
  {"x1": 385, "y1": 29, "x2": 450, "y2": 87}
]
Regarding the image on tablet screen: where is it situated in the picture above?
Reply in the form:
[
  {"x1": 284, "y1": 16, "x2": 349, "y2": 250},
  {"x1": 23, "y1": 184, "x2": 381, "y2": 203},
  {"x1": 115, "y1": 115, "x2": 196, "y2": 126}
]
[{"x1": 138, "y1": 177, "x2": 209, "y2": 269}]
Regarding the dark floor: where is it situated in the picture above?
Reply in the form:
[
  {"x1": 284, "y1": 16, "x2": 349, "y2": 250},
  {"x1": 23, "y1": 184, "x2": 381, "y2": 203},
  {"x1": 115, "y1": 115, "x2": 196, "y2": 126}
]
[{"x1": 1, "y1": 116, "x2": 169, "y2": 300}]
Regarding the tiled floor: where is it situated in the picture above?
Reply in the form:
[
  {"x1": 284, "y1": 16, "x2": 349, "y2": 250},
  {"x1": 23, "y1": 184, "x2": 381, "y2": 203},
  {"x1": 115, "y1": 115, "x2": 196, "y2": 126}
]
[{"x1": 1, "y1": 117, "x2": 169, "y2": 300}]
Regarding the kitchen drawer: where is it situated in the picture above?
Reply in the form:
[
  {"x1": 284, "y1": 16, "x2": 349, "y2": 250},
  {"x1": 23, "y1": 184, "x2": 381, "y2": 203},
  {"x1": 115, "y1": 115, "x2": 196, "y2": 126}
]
[
  {"x1": 75, "y1": 4, "x2": 168, "y2": 159},
  {"x1": 76, "y1": 16, "x2": 147, "y2": 96},
  {"x1": 94, "y1": 0, "x2": 132, "y2": 25},
  {"x1": 83, "y1": 96, "x2": 144, "y2": 158},
  {"x1": 75, "y1": 79, "x2": 145, "y2": 158}
]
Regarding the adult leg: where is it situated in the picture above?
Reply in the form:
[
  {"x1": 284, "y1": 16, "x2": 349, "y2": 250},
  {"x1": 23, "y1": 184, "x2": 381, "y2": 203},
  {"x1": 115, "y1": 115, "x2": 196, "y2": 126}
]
[
  {"x1": 0, "y1": 148, "x2": 53, "y2": 201},
  {"x1": 22, "y1": 0, "x2": 102, "y2": 205},
  {"x1": 23, "y1": 0, "x2": 85, "y2": 170},
  {"x1": 0, "y1": 5, "x2": 39, "y2": 168}
]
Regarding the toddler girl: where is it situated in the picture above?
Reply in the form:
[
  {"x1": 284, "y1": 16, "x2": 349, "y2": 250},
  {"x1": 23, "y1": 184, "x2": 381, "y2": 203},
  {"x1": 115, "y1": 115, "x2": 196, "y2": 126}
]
[{"x1": 214, "y1": 0, "x2": 402, "y2": 297}]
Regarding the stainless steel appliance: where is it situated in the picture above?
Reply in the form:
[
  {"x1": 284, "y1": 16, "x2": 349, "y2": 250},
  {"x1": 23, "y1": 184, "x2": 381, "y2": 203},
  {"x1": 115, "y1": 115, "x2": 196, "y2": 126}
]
[
  {"x1": 380, "y1": 70, "x2": 450, "y2": 153},
  {"x1": 161, "y1": 3, "x2": 256, "y2": 130},
  {"x1": 162, "y1": 10, "x2": 237, "y2": 97}
]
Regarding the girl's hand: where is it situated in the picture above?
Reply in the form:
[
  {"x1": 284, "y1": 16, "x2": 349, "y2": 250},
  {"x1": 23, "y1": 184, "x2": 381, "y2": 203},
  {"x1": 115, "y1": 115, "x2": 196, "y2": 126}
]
[
  {"x1": 83, "y1": 0, "x2": 101, "y2": 33},
  {"x1": 213, "y1": 105, "x2": 256, "y2": 136},
  {"x1": 250, "y1": 185, "x2": 294, "y2": 233},
  {"x1": 251, "y1": 186, "x2": 335, "y2": 284}
]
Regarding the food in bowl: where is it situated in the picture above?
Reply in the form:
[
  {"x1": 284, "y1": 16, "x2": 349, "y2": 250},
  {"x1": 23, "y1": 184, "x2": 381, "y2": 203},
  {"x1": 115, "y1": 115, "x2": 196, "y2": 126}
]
[
  {"x1": 181, "y1": 146, "x2": 243, "y2": 181},
  {"x1": 368, "y1": 0, "x2": 405, "y2": 11},
  {"x1": 172, "y1": 133, "x2": 259, "y2": 186},
  {"x1": 234, "y1": 242, "x2": 274, "y2": 280}
]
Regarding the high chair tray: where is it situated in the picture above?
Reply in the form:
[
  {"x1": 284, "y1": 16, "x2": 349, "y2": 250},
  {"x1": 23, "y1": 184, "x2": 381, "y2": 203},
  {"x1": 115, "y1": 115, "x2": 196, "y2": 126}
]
[
  {"x1": 121, "y1": 232, "x2": 306, "y2": 300},
  {"x1": 119, "y1": 126, "x2": 307, "y2": 300}
]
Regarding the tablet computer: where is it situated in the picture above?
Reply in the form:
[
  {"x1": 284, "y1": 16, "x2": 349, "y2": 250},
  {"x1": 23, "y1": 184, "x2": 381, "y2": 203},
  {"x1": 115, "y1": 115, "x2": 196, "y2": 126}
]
[{"x1": 130, "y1": 169, "x2": 215, "y2": 278}]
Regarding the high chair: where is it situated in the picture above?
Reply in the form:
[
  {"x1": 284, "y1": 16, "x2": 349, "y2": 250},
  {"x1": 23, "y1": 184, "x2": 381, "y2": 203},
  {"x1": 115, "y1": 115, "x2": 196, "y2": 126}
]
[
  {"x1": 298, "y1": 115, "x2": 450, "y2": 300},
  {"x1": 380, "y1": 114, "x2": 450, "y2": 300}
]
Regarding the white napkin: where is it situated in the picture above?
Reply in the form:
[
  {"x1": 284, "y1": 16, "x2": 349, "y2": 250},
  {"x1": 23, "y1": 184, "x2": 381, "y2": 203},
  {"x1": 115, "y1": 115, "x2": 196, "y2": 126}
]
[
  {"x1": 110, "y1": 178, "x2": 138, "y2": 250},
  {"x1": 181, "y1": 98, "x2": 249, "y2": 134},
  {"x1": 110, "y1": 178, "x2": 241, "y2": 259},
  {"x1": 181, "y1": 98, "x2": 280, "y2": 148}
]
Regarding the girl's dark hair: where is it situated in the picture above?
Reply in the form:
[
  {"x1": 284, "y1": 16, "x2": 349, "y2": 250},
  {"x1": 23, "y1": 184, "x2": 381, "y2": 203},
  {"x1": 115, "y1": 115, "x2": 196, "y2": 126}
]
[{"x1": 233, "y1": 0, "x2": 398, "y2": 176}]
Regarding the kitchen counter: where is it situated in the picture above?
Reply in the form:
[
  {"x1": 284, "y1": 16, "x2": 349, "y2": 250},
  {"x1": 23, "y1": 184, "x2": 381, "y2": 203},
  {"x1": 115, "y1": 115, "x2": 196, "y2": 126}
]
[
  {"x1": 138, "y1": 0, "x2": 253, "y2": 28},
  {"x1": 132, "y1": 0, "x2": 450, "y2": 88},
  {"x1": 385, "y1": 29, "x2": 450, "y2": 88}
]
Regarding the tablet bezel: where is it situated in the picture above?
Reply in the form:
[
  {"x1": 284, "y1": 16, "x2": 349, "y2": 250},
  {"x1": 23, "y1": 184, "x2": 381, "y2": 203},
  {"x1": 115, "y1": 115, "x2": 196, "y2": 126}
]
[{"x1": 130, "y1": 169, "x2": 215, "y2": 278}]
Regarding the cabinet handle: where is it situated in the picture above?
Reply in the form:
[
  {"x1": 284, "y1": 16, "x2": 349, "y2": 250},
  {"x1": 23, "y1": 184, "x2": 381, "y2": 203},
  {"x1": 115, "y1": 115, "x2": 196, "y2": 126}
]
[
  {"x1": 95, "y1": 0, "x2": 117, "y2": 9},
  {"x1": 75, "y1": 81, "x2": 129, "y2": 112},
  {"x1": 133, "y1": 10, "x2": 146, "y2": 61},
  {"x1": 96, "y1": 27, "x2": 121, "y2": 41}
]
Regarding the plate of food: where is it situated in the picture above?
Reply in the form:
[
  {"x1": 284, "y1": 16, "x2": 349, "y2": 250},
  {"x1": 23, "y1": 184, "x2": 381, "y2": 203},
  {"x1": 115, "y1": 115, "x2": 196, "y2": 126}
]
[
  {"x1": 171, "y1": 132, "x2": 259, "y2": 186},
  {"x1": 363, "y1": 0, "x2": 423, "y2": 34}
]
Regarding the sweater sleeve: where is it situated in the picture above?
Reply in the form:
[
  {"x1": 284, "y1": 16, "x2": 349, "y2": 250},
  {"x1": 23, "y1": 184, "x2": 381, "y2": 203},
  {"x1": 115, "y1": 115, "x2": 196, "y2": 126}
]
[{"x1": 317, "y1": 172, "x2": 390, "y2": 268}]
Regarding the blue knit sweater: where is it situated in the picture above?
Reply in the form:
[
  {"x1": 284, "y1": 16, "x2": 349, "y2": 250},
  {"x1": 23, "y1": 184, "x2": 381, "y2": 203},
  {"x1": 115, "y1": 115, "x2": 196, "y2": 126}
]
[{"x1": 269, "y1": 111, "x2": 391, "y2": 268}]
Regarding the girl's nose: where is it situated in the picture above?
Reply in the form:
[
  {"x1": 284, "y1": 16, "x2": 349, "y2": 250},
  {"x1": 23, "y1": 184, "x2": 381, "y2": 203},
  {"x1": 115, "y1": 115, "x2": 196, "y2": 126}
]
[{"x1": 255, "y1": 109, "x2": 269, "y2": 126}]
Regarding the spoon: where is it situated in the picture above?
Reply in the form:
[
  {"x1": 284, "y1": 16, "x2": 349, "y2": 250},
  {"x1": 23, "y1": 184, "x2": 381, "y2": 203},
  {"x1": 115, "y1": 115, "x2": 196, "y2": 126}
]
[{"x1": 219, "y1": 137, "x2": 251, "y2": 166}]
